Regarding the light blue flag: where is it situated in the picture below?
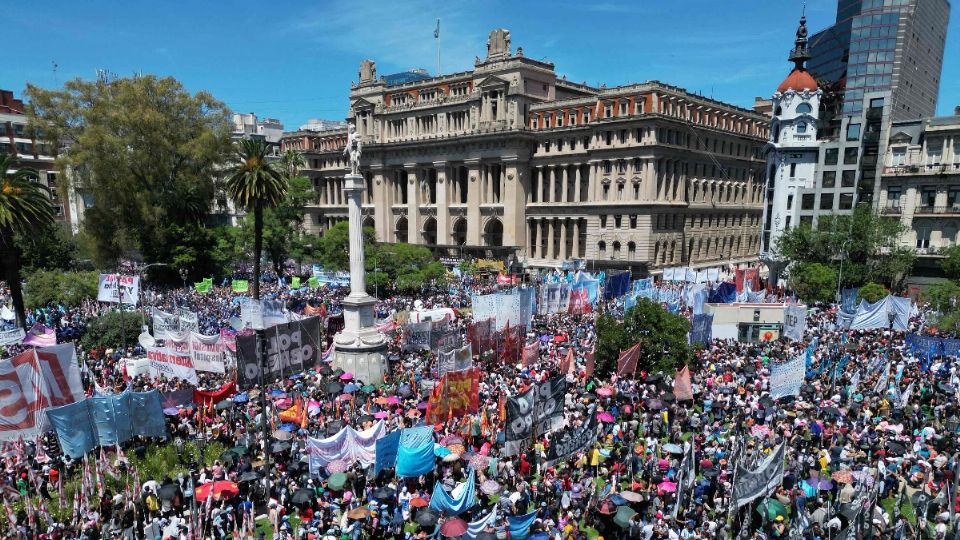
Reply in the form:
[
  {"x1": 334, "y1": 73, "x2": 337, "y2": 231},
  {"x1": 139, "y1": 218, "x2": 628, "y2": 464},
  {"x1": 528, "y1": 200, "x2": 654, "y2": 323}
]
[{"x1": 508, "y1": 510, "x2": 539, "y2": 540}]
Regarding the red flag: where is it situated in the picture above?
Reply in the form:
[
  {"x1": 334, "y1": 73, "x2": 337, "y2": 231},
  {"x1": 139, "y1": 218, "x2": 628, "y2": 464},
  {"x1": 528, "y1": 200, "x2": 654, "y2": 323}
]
[
  {"x1": 559, "y1": 348, "x2": 574, "y2": 374},
  {"x1": 522, "y1": 342, "x2": 539, "y2": 366},
  {"x1": 616, "y1": 342, "x2": 642, "y2": 377},
  {"x1": 585, "y1": 345, "x2": 596, "y2": 377},
  {"x1": 673, "y1": 365, "x2": 693, "y2": 401}
]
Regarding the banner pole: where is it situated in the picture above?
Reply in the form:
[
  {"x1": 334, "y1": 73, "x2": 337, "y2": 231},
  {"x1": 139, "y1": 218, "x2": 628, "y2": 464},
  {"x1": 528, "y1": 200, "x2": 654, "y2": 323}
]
[{"x1": 257, "y1": 328, "x2": 271, "y2": 506}]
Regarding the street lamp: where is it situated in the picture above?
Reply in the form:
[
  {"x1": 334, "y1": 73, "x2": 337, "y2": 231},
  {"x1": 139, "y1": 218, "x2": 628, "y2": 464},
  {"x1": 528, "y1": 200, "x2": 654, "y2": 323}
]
[{"x1": 835, "y1": 240, "x2": 852, "y2": 304}]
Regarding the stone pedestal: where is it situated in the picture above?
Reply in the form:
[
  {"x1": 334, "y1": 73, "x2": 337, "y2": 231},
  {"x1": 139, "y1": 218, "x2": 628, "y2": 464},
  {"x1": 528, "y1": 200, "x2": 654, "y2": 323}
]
[{"x1": 332, "y1": 173, "x2": 389, "y2": 383}]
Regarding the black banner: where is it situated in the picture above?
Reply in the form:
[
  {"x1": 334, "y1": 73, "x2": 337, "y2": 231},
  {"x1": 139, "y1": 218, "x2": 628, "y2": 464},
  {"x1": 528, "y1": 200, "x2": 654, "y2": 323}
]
[
  {"x1": 504, "y1": 376, "x2": 567, "y2": 455},
  {"x1": 430, "y1": 319, "x2": 459, "y2": 352},
  {"x1": 544, "y1": 408, "x2": 601, "y2": 466},
  {"x1": 236, "y1": 316, "x2": 322, "y2": 387},
  {"x1": 404, "y1": 321, "x2": 432, "y2": 352}
]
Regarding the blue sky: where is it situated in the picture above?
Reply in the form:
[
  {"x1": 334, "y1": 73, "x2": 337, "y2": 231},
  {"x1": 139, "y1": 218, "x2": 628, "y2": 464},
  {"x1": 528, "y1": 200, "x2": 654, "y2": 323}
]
[{"x1": 5, "y1": 0, "x2": 958, "y2": 129}]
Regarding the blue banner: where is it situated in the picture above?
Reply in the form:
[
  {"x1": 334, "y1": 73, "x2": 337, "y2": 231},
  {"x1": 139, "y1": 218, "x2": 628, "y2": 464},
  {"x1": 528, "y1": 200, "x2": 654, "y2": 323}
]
[
  {"x1": 429, "y1": 468, "x2": 477, "y2": 515},
  {"x1": 47, "y1": 389, "x2": 167, "y2": 458},
  {"x1": 840, "y1": 288, "x2": 859, "y2": 313},
  {"x1": 375, "y1": 430, "x2": 401, "y2": 475},
  {"x1": 396, "y1": 426, "x2": 435, "y2": 478},
  {"x1": 690, "y1": 314, "x2": 714, "y2": 346},
  {"x1": 508, "y1": 510, "x2": 540, "y2": 540}
]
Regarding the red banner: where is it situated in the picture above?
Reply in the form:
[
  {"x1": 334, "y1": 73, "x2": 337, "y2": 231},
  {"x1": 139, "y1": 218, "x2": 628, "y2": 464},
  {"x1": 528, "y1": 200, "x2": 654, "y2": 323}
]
[
  {"x1": 616, "y1": 342, "x2": 641, "y2": 377},
  {"x1": 467, "y1": 318, "x2": 495, "y2": 358},
  {"x1": 193, "y1": 381, "x2": 236, "y2": 407},
  {"x1": 426, "y1": 368, "x2": 480, "y2": 424},
  {"x1": 673, "y1": 365, "x2": 693, "y2": 401},
  {"x1": 522, "y1": 342, "x2": 539, "y2": 366},
  {"x1": 568, "y1": 288, "x2": 591, "y2": 314}
]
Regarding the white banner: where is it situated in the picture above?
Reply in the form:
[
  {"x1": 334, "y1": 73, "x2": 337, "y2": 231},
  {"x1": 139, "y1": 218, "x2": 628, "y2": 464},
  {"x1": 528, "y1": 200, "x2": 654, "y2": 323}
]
[
  {"x1": 783, "y1": 305, "x2": 806, "y2": 342},
  {"x1": 240, "y1": 299, "x2": 264, "y2": 330},
  {"x1": 97, "y1": 274, "x2": 140, "y2": 305},
  {"x1": 178, "y1": 308, "x2": 199, "y2": 334},
  {"x1": 0, "y1": 345, "x2": 85, "y2": 441},
  {"x1": 0, "y1": 327, "x2": 25, "y2": 346},
  {"x1": 152, "y1": 309, "x2": 181, "y2": 341},
  {"x1": 769, "y1": 356, "x2": 804, "y2": 400},
  {"x1": 146, "y1": 347, "x2": 198, "y2": 385},
  {"x1": 189, "y1": 332, "x2": 225, "y2": 374}
]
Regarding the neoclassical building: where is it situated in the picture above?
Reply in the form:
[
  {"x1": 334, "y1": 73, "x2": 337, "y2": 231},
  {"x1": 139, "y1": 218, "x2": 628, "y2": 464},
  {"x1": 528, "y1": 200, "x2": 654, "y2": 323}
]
[{"x1": 281, "y1": 29, "x2": 770, "y2": 274}]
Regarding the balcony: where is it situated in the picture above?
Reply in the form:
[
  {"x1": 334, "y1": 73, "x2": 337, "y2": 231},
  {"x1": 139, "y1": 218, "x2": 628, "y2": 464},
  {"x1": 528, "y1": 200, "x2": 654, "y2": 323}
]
[
  {"x1": 865, "y1": 108, "x2": 883, "y2": 121},
  {"x1": 880, "y1": 205, "x2": 902, "y2": 215},
  {"x1": 862, "y1": 132, "x2": 880, "y2": 145},
  {"x1": 478, "y1": 119, "x2": 508, "y2": 131},
  {"x1": 914, "y1": 205, "x2": 960, "y2": 215}
]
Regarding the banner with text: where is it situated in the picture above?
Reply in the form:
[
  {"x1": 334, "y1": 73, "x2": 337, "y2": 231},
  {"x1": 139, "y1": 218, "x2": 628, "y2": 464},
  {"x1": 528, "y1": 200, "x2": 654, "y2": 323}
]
[
  {"x1": 146, "y1": 347, "x2": 199, "y2": 385},
  {"x1": 97, "y1": 274, "x2": 140, "y2": 305},
  {"x1": 235, "y1": 316, "x2": 322, "y2": 387}
]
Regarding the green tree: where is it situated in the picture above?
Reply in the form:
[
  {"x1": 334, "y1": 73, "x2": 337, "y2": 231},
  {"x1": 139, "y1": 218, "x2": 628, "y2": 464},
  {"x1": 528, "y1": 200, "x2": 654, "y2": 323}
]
[
  {"x1": 857, "y1": 282, "x2": 888, "y2": 303},
  {"x1": 788, "y1": 262, "x2": 838, "y2": 304},
  {"x1": 0, "y1": 154, "x2": 55, "y2": 327},
  {"x1": 79, "y1": 311, "x2": 144, "y2": 350},
  {"x1": 248, "y1": 175, "x2": 316, "y2": 274},
  {"x1": 776, "y1": 204, "x2": 914, "y2": 289},
  {"x1": 226, "y1": 138, "x2": 287, "y2": 300},
  {"x1": 15, "y1": 220, "x2": 77, "y2": 272},
  {"x1": 939, "y1": 245, "x2": 960, "y2": 280},
  {"x1": 596, "y1": 299, "x2": 691, "y2": 377},
  {"x1": 26, "y1": 76, "x2": 232, "y2": 269},
  {"x1": 317, "y1": 221, "x2": 377, "y2": 272},
  {"x1": 923, "y1": 280, "x2": 960, "y2": 312},
  {"x1": 24, "y1": 269, "x2": 98, "y2": 309}
]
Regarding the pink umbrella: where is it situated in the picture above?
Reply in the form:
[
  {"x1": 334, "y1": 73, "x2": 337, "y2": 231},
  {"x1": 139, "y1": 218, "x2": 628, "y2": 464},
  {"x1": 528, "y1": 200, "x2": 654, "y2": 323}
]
[
  {"x1": 596, "y1": 387, "x2": 613, "y2": 397},
  {"x1": 374, "y1": 411, "x2": 389, "y2": 419},
  {"x1": 596, "y1": 412, "x2": 615, "y2": 423},
  {"x1": 338, "y1": 393, "x2": 354, "y2": 401},
  {"x1": 657, "y1": 481, "x2": 677, "y2": 493},
  {"x1": 387, "y1": 396, "x2": 401, "y2": 405},
  {"x1": 308, "y1": 400, "x2": 323, "y2": 416},
  {"x1": 274, "y1": 398, "x2": 293, "y2": 410},
  {"x1": 340, "y1": 372, "x2": 354, "y2": 381}
]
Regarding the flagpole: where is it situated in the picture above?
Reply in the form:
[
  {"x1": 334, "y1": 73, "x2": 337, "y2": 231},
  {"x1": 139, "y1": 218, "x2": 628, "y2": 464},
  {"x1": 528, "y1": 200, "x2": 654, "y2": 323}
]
[{"x1": 434, "y1": 19, "x2": 441, "y2": 75}]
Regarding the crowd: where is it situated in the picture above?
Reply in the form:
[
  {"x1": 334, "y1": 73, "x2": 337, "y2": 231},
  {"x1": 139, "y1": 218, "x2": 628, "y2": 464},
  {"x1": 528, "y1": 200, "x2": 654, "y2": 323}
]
[{"x1": 1, "y1": 274, "x2": 959, "y2": 540}]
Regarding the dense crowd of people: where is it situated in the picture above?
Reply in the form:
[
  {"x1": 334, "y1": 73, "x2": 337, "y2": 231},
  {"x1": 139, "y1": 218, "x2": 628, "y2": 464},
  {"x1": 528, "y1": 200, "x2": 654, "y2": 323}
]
[{"x1": 1, "y1": 273, "x2": 959, "y2": 540}]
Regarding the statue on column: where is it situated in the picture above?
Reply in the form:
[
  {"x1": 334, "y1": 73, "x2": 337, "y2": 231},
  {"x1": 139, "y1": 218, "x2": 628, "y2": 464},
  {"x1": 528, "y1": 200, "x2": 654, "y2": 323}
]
[{"x1": 344, "y1": 123, "x2": 362, "y2": 176}]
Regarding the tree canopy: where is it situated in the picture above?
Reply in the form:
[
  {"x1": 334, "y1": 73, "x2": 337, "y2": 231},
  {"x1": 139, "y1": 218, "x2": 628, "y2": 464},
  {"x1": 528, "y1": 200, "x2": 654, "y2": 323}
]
[
  {"x1": 26, "y1": 75, "x2": 232, "y2": 269},
  {"x1": 596, "y1": 299, "x2": 691, "y2": 377},
  {"x1": 776, "y1": 204, "x2": 914, "y2": 289},
  {"x1": 788, "y1": 262, "x2": 837, "y2": 304}
]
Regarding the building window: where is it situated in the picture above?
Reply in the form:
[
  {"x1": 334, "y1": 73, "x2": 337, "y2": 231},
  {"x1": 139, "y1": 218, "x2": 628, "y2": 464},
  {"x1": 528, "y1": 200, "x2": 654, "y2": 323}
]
[
  {"x1": 795, "y1": 102, "x2": 812, "y2": 114},
  {"x1": 629, "y1": 215, "x2": 637, "y2": 229},
  {"x1": 612, "y1": 241, "x2": 621, "y2": 259},
  {"x1": 844, "y1": 148, "x2": 859, "y2": 165},
  {"x1": 839, "y1": 193, "x2": 854, "y2": 210},
  {"x1": 633, "y1": 158, "x2": 642, "y2": 173},
  {"x1": 846, "y1": 123, "x2": 861, "y2": 141},
  {"x1": 841, "y1": 170, "x2": 856, "y2": 188},
  {"x1": 600, "y1": 215, "x2": 607, "y2": 228},
  {"x1": 801, "y1": 194, "x2": 815, "y2": 210},
  {"x1": 869, "y1": 97, "x2": 884, "y2": 108},
  {"x1": 614, "y1": 215, "x2": 622, "y2": 228},
  {"x1": 616, "y1": 159, "x2": 626, "y2": 174},
  {"x1": 927, "y1": 141, "x2": 943, "y2": 164},
  {"x1": 822, "y1": 171, "x2": 836, "y2": 188},
  {"x1": 916, "y1": 228, "x2": 930, "y2": 249},
  {"x1": 598, "y1": 241, "x2": 606, "y2": 256},
  {"x1": 602, "y1": 184, "x2": 610, "y2": 200},
  {"x1": 825, "y1": 148, "x2": 838, "y2": 165},
  {"x1": 604, "y1": 103, "x2": 612, "y2": 118},
  {"x1": 819, "y1": 193, "x2": 834, "y2": 210},
  {"x1": 605, "y1": 131, "x2": 612, "y2": 145},
  {"x1": 948, "y1": 186, "x2": 960, "y2": 208},
  {"x1": 787, "y1": 194, "x2": 794, "y2": 210},
  {"x1": 886, "y1": 187, "x2": 901, "y2": 207},
  {"x1": 921, "y1": 187, "x2": 937, "y2": 207},
  {"x1": 627, "y1": 242, "x2": 636, "y2": 260},
  {"x1": 789, "y1": 163, "x2": 797, "y2": 177},
  {"x1": 602, "y1": 160, "x2": 612, "y2": 174},
  {"x1": 891, "y1": 147, "x2": 906, "y2": 166},
  {"x1": 796, "y1": 122, "x2": 807, "y2": 134}
]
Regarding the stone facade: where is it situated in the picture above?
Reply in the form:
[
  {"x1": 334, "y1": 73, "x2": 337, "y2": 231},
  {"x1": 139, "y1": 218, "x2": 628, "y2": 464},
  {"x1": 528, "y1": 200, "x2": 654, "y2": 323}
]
[{"x1": 281, "y1": 29, "x2": 769, "y2": 273}]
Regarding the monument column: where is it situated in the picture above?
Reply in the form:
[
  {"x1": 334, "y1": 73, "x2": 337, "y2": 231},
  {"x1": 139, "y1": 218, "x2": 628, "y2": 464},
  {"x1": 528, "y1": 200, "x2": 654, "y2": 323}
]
[
  {"x1": 405, "y1": 165, "x2": 420, "y2": 244},
  {"x1": 465, "y1": 159, "x2": 482, "y2": 245},
  {"x1": 435, "y1": 162, "x2": 450, "y2": 245},
  {"x1": 332, "y1": 125, "x2": 388, "y2": 383}
]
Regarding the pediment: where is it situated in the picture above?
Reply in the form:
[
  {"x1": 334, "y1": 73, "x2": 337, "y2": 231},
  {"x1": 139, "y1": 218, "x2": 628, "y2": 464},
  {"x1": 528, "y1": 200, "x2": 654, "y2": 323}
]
[
  {"x1": 475, "y1": 75, "x2": 509, "y2": 89},
  {"x1": 889, "y1": 131, "x2": 913, "y2": 143},
  {"x1": 351, "y1": 97, "x2": 375, "y2": 110}
]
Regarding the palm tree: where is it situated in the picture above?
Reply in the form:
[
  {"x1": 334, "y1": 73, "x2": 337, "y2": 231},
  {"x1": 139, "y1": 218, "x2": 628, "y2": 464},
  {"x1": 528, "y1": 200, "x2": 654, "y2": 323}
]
[
  {"x1": 225, "y1": 138, "x2": 287, "y2": 300},
  {"x1": 0, "y1": 154, "x2": 54, "y2": 328},
  {"x1": 279, "y1": 148, "x2": 306, "y2": 180}
]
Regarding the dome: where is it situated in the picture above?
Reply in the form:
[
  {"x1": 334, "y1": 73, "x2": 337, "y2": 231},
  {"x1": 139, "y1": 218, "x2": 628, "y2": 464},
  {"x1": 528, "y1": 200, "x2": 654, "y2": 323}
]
[{"x1": 777, "y1": 68, "x2": 818, "y2": 93}]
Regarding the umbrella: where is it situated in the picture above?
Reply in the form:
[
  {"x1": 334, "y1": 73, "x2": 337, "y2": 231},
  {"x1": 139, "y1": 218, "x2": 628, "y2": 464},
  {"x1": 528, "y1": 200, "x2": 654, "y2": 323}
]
[
  {"x1": 324, "y1": 381, "x2": 343, "y2": 394},
  {"x1": 272, "y1": 430, "x2": 293, "y2": 441},
  {"x1": 238, "y1": 472, "x2": 260, "y2": 483},
  {"x1": 442, "y1": 453, "x2": 461, "y2": 463},
  {"x1": 596, "y1": 387, "x2": 614, "y2": 397},
  {"x1": 475, "y1": 533, "x2": 498, "y2": 540},
  {"x1": 596, "y1": 499, "x2": 618, "y2": 515},
  {"x1": 218, "y1": 451, "x2": 237, "y2": 464},
  {"x1": 416, "y1": 401, "x2": 429, "y2": 410},
  {"x1": 372, "y1": 487, "x2": 396, "y2": 502},
  {"x1": 645, "y1": 374, "x2": 663, "y2": 384},
  {"x1": 213, "y1": 399, "x2": 233, "y2": 411},
  {"x1": 270, "y1": 441, "x2": 291, "y2": 454},
  {"x1": 657, "y1": 481, "x2": 677, "y2": 493},
  {"x1": 440, "y1": 518, "x2": 468, "y2": 537},
  {"x1": 230, "y1": 446, "x2": 248, "y2": 455},
  {"x1": 195, "y1": 481, "x2": 239, "y2": 501},
  {"x1": 470, "y1": 454, "x2": 491, "y2": 470},
  {"x1": 290, "y1": 488, "x2": 314, "y2": 507},
  {"x1": 831, "y1": 470, "x2": 854, "y2": 484},
  {"x1": 361, "y1": 384, "x2": 376, "y2": 393},
  {"x1": 374, "y1": 397, "x2": 390, "y2": 405},
  {"x1": 346, "y1": 507, "x2": 369, "y2": 520},
  {"x1": 163, "y1": 408, "x2": 179, "y2": 416},
  {"x1": 344, "y1": 383, "x2": 359, "y2": 393},
  {"x1": 620, "y1": 491, "x2": 644, "y2": 503},
  {"x1": 340, "y1": 372, "x2": 354, "y2": 381},
  {"x1": 608, "y1": 493, "x2": 627, "y2": 506},
  {"x1": 821, "y1": 406, "x2": 841, "y2": 417},
  {"x1": 756, "y1": 498, "x2": 788, "y2": 521},
  {"x1": 415, "y1": 508, "x2": 440, "y2": 527},
  {"x1": 233, "y1": 392, "x2": 248, "y2": 403},
  {"x1": 326, "y1": 460, "x2": 350, "y2": 474},
  {"x1": 441, "y1": 434, "x2": 464, "y2": 445},
  {"x1": 318, "y1": 365, "x2": 333, "y2": 376},
  {"x1": 660, "y1": 392, "x2": 675, "y2": 402},
  {"x1": 613, "y1": 505, "x2": 638, "y2": 528},
  {"x1": 327, "y1": 472, "x2": 347, "y2": 490},
  {"x1": 358, "y1": 414, "x2": 375, "y2": 424},
  {"x1": 388, "y1": 396, "x2": 402, "y2": 405},
  {"x1": 596, "y1": 412, "x2": 615, "y2": 423},
  {"x1": 409, "y1": 497, "x2": 429, "y2": 508},
  {"x1": 662, "y1": 443, "x2": 684, "y2": 455},
  {"x1": 338, "y1": 393, "x2": 354, "y2": 401},
  {"x1": 446, "y1": 443, "x2": 466, "y2": 455},
  {"x1": 374, "y1": 411, "x2": 389, "y2": 419},
  {"x1": 644, "y1": 398, "x2": 663, "y2": 409},
  {"x1": 886, "y1": 440, "x2": 907, "y2": 456},
  {"x1": 398, "y1": 384, "x2": 412, "y2": 397},
  {"x1": 480, "y1": 479, "x2": 501, "y2": 495},
  {"x1": 806, "y1": 477, "x2": 833, "y2": 491}
]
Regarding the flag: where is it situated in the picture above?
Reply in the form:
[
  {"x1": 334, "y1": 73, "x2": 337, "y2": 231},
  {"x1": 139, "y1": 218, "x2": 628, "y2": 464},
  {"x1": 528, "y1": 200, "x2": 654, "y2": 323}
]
[
  {"x1": 673, "y1": 365, "x2": 693, "y2": 401},
  {"x1": 559, "y1": 348, "x2": 574, "y2": 374},
  {"x1": 874, "y1": 364, "x2": 890, "y2": 394},
  {"x1": 616, "y1": 342, "x2": 641, "y2": 377},
  {"x1": 434, "y1": 19, "x2": 440, "y2": 39},
  {"x1": 899, "y1": 381, "x2": 914, "y2": 408},
  {"x1": 585, "y1": 344, "x2": 595, "y2": 377},
  {"x1": 308, "y1": 276, "x2": 320, "y2": 288},
  {"x1": 232, "y1": 279, "x2": 249, "y2": 293},
  {"x1": 194, "y1": 280, "x2": 211, "y2": 293},
  {"x1": 291, "y1": 276, "x2": 301, "y2": 288}
]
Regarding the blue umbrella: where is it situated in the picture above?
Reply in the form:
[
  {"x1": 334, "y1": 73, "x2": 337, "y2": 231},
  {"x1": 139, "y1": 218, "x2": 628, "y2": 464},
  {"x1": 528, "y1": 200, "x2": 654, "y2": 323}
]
[
  {"x1": 344, "y1": 383, "x2": 359, "y2": 393},
  {"x1": 608, "y1": 493, "x2": 627, "y2": 506},
  {"x1": 279, "y1": 423, "x2": 298, "y2": 432},
  {"x1": 233, "y1": 392, "x2": 248, "y2": 403}
]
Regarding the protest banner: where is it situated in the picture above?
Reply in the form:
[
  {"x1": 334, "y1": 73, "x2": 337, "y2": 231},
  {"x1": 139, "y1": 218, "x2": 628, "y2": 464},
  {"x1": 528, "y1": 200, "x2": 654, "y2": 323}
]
[
  {"x1": 235, "y1": 317, "x2": 322, "y2": 387},
  {"x1": 178, "y1": 308, "x2": 200, "y2": 334},
  {"x1": 0, "y1": 327, "x2": 25, "y2": 346},
  {"x1": 0, "y1": 345, "x2": 85, "y2": 441},
  {"x1": 189, "y1": 332, "x2": 226, "y2": 373},
  {"x1": 437, "y1": 345, "x2": 473, "y2": 376},
  {"x1": 543, "y1": 409, "x2": 601, "y2": 467},
  {"x1": 97, "y1": 274, "x2": 140, "y2": 305},
  {"x1": 232, "y1": 280, "x2": 249, "y2": 293},
  {"x1": 503, "y1": 376, "x2": 567, "y2": 455},
  {"x1": 426, "y1": 368, "x2": 480, "y2": 424},
  {"x1": 152, "y1": 309, "x2": 181, "y2": 341},
  {"x1": 146, "y1": 347, "x2": 199, "y2": 385}
]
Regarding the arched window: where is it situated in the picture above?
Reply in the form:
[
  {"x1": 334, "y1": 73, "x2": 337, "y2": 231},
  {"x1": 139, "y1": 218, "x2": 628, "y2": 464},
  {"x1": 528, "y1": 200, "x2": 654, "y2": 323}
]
[
  {"x1": 612, "y1": 241, "x2": 621, "y2": 259},
  {"x1": 797, "y1": 122, "x2": 807, "y2": 134},
  {"x1": 774, "y1": 105, "x2": 782, "y2": 116},
  {"x1": 772, "y1": 121, "x2": 780, "y2": 143},
  {"x1": 796, "y1": 102, "x2": 812, "y2": 114},
  {"x1": 598, "y1": 241, "x2": 607, "y2": 257}
]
